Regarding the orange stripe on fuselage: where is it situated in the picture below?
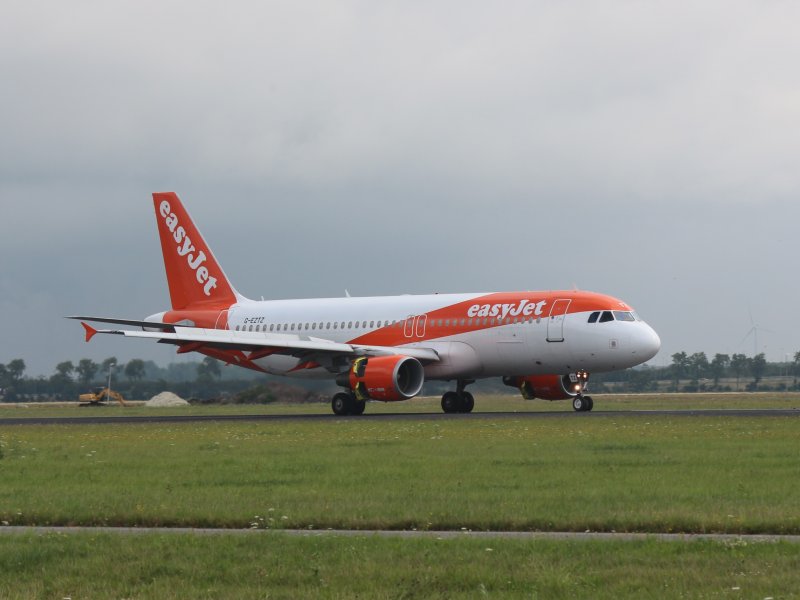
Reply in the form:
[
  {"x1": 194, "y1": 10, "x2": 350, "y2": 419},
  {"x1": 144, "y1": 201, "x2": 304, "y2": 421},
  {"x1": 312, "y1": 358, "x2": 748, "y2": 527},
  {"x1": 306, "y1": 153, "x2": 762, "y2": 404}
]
[{"x1": 346, "y1": 291, "x2": 630, "y2": 347}]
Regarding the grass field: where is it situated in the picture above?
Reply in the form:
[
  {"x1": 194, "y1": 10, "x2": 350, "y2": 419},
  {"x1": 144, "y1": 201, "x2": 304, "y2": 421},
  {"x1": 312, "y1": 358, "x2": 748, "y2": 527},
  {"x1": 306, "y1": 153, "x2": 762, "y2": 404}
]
[
  {"x1": 2, "y1": 394, "x2": 800, "y2": 597},
  {"x1": 1, "y1": 532, "x2": 799, "y2": 599}
]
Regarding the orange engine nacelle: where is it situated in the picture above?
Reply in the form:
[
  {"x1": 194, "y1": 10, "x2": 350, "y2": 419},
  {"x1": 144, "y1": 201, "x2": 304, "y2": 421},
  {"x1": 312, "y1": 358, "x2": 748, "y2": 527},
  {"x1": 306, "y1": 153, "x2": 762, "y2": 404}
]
[
  {"x1": 337, "y1": 355, "x2": 425, "y2": 402},
  {"x1": 503, "y1": 374, "x2": 582, "y2": 401}
]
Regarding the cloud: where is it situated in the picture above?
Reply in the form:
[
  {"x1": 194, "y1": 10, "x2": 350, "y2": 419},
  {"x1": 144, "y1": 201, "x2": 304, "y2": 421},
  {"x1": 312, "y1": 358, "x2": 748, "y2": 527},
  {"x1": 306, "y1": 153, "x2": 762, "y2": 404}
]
[{"x1": 1, "y1": 1, "x2": 799, "y2": 373}]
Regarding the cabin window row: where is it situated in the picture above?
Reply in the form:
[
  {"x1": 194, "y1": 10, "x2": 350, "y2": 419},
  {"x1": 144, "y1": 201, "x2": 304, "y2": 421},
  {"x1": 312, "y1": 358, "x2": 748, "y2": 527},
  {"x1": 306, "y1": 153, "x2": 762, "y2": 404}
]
[{"x1": 232, "y1": 316, "x2": 544, "y2": 333}]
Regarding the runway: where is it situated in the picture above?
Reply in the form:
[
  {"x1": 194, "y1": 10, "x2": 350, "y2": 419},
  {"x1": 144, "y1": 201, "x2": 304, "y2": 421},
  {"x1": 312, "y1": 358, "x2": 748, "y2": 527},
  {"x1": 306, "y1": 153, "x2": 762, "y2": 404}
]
[{"x1": 1, "y1": 408, "x2": 799, "y2": 426}]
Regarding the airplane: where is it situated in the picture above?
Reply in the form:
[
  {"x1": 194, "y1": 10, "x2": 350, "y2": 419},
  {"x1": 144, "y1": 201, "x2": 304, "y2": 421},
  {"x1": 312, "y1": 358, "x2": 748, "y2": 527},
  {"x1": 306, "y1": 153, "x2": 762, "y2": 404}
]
[{"x1": 70, "y1": 192, "x2": 661, "y2": 415}]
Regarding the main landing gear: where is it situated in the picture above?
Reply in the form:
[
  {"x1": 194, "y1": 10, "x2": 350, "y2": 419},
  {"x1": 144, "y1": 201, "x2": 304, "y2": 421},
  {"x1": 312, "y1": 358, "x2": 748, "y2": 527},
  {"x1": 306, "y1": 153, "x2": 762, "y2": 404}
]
[
  {"x1": 441, "y1": 380, "x2": 475, "y2": 414},
  {"x1": 572, "y1": 394, "x2": 593, "y2": 412},
  {"x1": 331, "y1": 391, "x2": 366, "y2": 416}
]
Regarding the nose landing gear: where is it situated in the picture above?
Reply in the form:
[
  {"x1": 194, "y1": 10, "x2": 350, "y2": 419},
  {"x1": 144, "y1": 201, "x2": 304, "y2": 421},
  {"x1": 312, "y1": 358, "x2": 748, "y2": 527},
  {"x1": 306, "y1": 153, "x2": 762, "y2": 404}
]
[{"x1": 572, "y1": 394, "x2": 593, "y2": 412}]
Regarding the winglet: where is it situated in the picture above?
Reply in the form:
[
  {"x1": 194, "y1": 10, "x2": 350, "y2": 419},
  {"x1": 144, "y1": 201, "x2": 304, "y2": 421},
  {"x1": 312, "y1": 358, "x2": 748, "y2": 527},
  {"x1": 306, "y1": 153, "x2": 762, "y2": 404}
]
[{"x1": 81, "y1": 322, "x2": 98, "y2": 342}]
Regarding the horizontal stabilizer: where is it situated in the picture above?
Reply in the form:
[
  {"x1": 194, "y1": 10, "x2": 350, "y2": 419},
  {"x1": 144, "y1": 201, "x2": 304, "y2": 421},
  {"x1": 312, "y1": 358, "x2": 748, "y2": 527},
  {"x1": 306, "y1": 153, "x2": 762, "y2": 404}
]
[{"x1": 66, "y1": 316, "x2": 176, "y2": 331}]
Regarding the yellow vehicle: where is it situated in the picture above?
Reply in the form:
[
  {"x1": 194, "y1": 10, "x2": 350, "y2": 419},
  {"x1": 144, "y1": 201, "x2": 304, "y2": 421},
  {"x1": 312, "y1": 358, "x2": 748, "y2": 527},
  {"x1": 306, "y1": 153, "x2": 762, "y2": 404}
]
[{"x1": 79, "y1": 387, "x2": 127, "y2": 406}]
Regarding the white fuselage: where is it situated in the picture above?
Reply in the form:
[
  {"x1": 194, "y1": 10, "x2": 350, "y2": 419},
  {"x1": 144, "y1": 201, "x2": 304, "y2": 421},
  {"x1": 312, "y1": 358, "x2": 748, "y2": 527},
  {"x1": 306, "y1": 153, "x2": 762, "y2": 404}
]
[{"x1": 223, "y1": 291, "x2": 661, "y2": 381}]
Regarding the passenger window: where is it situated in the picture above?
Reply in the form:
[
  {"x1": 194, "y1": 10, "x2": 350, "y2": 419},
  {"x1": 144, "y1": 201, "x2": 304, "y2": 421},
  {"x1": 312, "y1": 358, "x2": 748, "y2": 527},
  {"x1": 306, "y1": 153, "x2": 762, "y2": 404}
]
[
  {"x1": 599, "y1": 311, "x2": 614, "y2": 323},
  {"x1": 588, "y1": 312, "x2": 600, "y2": 323}
]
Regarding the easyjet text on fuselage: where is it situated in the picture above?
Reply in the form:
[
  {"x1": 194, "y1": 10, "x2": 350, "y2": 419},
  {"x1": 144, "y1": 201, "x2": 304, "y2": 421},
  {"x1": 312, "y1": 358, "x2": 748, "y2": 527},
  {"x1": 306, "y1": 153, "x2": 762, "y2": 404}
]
[{"x1": 466, "y1": 299, "x2": 547, "y2": 319}]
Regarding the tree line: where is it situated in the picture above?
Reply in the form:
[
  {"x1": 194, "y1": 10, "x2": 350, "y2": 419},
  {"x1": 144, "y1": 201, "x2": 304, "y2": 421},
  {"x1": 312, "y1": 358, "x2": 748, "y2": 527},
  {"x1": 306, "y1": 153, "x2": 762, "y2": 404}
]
[
  {"x1": 0, "y1": 356, "x2": 258, "y2": 402},
  {"x1": 2, "y1": 351, "x2": 800, "y2": 402},
  {"x1": 593, "y1": 351, "x2": 800, "y2": 393}
]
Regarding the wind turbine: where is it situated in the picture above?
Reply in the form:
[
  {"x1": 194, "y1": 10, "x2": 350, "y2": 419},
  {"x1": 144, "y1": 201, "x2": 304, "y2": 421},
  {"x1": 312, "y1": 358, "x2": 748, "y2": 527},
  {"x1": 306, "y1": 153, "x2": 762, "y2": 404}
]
[{"x1": 739, "y1": 309, "x2": 774, "y2": 356}]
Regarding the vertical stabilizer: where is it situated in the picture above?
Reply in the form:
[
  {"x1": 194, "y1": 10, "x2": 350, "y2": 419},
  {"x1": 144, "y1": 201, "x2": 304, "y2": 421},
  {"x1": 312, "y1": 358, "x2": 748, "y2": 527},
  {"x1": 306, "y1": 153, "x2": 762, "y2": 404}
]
[{"x1": 153, "y1": 192, "x2": 241, "y2": 310}]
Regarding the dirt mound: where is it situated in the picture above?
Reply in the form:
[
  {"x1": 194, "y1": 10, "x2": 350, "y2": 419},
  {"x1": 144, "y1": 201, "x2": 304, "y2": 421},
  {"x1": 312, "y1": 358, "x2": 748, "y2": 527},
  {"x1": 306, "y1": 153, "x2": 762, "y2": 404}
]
[{"x1": 145, "y1": 391, "x2": 189, "y2": 407}]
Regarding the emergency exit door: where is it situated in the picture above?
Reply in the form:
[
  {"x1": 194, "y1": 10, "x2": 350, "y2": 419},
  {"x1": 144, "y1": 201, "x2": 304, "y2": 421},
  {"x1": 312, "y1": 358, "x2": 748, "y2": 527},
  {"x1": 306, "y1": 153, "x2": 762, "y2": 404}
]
[{"x1": 546, "y1": 299, "x2": 571, "y2": 342}]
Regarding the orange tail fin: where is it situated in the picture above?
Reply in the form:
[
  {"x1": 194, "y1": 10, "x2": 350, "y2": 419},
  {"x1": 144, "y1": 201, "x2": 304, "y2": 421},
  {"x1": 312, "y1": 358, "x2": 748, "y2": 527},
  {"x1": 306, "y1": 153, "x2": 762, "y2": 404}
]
[{"x1": 153, "y1": 192, "x2": 241, "y2": 310}]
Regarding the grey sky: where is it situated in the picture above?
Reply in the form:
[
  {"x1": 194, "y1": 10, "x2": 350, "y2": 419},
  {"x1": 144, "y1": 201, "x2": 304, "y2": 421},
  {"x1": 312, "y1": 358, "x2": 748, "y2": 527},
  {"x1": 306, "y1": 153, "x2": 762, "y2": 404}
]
[{"x1": 2, "y1": 2, "x2": 799, "y2": 375}]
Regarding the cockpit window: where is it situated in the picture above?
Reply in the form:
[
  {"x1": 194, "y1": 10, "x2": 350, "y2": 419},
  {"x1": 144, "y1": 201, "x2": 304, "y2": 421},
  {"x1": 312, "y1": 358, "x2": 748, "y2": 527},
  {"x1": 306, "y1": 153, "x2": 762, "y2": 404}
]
[
  {"x1": 599, "y1": 311, "x2": 614, "y2": 323},
  {"x1": 588, "y1": 312, "x2": 600, "y2": 323},
  {"x1": 613, "y1": 311, "x2": 636, "y2": 322}
]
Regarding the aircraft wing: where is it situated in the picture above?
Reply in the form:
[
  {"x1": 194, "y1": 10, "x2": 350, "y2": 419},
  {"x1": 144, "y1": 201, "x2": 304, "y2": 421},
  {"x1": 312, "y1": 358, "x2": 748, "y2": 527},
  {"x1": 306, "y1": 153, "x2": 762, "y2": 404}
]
[{"x1": 75, "y1": 320, "x2": 441, "y2": 363}]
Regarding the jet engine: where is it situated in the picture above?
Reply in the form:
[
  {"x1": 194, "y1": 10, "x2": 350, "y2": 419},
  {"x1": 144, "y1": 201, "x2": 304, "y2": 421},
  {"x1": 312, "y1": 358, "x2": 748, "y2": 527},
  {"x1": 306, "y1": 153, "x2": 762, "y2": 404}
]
[
  {"x1": 336, "y1": 355, "x2": 425, "y2": 401},
  {"x1": 502, "y1": 373, "x2": 584, "y2": 400}
]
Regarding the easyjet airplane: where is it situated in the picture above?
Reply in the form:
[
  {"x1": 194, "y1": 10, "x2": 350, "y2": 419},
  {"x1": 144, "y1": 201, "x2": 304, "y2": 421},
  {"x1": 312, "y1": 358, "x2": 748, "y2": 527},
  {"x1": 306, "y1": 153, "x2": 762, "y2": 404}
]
[{"x1": 71, "y1": 192, "x2": 660, "y2": 415}]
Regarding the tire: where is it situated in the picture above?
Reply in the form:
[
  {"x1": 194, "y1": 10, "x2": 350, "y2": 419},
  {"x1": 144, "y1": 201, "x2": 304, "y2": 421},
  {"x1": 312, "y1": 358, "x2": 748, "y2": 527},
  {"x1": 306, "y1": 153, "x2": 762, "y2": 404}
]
[
  {"x1": 572, "y1": 396, "x2": 585, "y2": 412},
  {"x1": 584, "y1": 396, "x2": 594, "y2": 412},
  {"x1": 441, "y1": 391, "x2": 459, "y2": 413},
  {"x1": 332, "y1": 392, "x2": 355, "y2": 416},
  {"x1": 352, "y1": 399, "x2": 366, "y2": 415},
  {"x1": 460, "y1": 392, "x2": 475, "y2": 413}
]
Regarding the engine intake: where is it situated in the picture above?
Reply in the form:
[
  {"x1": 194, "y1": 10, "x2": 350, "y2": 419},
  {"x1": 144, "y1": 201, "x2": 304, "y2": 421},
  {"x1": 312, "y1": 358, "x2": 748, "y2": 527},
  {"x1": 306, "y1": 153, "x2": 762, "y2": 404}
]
[
  {"x1": 337, "y1": 355, "x2": 425, "y2": 402},
  {"x1": 503, "y1": 374, "x2": 582, "y2": 401}
]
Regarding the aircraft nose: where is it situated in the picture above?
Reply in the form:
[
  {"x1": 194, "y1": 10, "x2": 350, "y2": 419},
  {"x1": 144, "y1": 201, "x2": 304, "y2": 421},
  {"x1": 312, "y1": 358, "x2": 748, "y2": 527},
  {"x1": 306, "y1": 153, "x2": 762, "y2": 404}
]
[{"x1": 637, "y1": 323, "x2": 661, "y2": 362}]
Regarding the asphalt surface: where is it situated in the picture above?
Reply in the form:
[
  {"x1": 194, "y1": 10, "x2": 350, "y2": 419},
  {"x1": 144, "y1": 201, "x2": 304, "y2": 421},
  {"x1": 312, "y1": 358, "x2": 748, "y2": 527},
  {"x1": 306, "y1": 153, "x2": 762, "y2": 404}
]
[
  {"x1": 1, "y1": 408, "x2": 799, "y2": 426},
  {"x1": 1, "y1": 525, "x2": 799, "y2": 543}
]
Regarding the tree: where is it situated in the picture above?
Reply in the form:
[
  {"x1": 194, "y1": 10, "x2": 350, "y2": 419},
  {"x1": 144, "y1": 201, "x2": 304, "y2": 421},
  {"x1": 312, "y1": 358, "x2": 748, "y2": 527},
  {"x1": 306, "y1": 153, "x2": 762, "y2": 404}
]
[
  {"x1": 197, "y1": 356, "x2": 222, "y2": 384},
  {"x1": 709, "y1": 354, "x2": 730, "y2": 389},
  {"x1": 49, "y1": 361, "x2": 76, "y2": 397},
  {"x1": 750, "y1": 353, "x2": 767, "y2": 388},
  {"x1": 76, "y1": 359, "x2": 99, "y2": 388},
  {"x1": 730, "y1": 354, "x2": 749, "y2": 391},
  {"x1": 54, "y1": 361, "x2": 75, "y2": 380},
  {"x1": 101, "y1": 357, "x2": 119, "y2": 375},
  {"x1": 125, "y1": 359, "x2": 146, "y2": 382},
  {"x1": 670, "y1": 352, "x2": 688, "y2": 392},
  {"x1": 793, "y1": 351, "x2": 800, "y2": 389},
  {"x1": 687, "y1": 352, "x2": 709, "y2": 387},
  {"x1": 7, "y1": 359, "x2": 25, "y2": 383}
]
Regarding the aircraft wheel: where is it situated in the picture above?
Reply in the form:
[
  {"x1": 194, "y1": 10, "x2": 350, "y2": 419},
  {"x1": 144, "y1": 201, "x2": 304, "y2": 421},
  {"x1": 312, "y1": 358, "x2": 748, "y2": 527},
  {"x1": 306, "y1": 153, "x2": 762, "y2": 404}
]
[
  {"x1": 352, "y1": 399, "x2": 366, "y2": 415},
  {"x1": 572, "y1": 396, "x2": 586, "y2": 412},
  {"x1": 441, "y1": 391, "x2": 460, "y2": 413},
  {"x1": 584, "y1": 396, "x2": 594, "y2": 412},
  {"x1": 332, "y1": 392, "x2": 355, "y2": 416},
  {"x1": 460, "y1": 392, "x2": 475, "y2": 413}
]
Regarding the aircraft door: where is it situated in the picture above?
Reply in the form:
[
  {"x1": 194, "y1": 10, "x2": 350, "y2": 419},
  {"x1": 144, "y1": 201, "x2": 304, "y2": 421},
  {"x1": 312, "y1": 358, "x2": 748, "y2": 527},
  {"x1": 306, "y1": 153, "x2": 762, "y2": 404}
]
[
  {"x1": 546, "y1": 299, "x2": 571, "y2": 342},
  {"x1": 214, "y1": 310, "x2": 229, "y2": 330}
]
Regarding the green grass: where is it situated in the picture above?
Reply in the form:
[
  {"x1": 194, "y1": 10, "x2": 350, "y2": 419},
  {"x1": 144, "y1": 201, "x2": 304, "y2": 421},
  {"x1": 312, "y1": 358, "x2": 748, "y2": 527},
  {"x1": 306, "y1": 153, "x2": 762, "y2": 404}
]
[
  {"x1": 2, "y1": 415, "x2": 800, "y2": 533},
  {"x1": 3, "y1": 403, "x2": 800, "y2": 598},
  {"x1": 1, "y1": 532, "x2": 799, "y2": 599}
]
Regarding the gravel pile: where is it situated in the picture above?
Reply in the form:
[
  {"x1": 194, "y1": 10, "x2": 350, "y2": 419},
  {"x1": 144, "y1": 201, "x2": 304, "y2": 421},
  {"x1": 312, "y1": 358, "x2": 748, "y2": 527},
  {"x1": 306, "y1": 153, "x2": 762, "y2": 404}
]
[{"x1": 145, "y1": 391, "x2": 189, "y2": 407}]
